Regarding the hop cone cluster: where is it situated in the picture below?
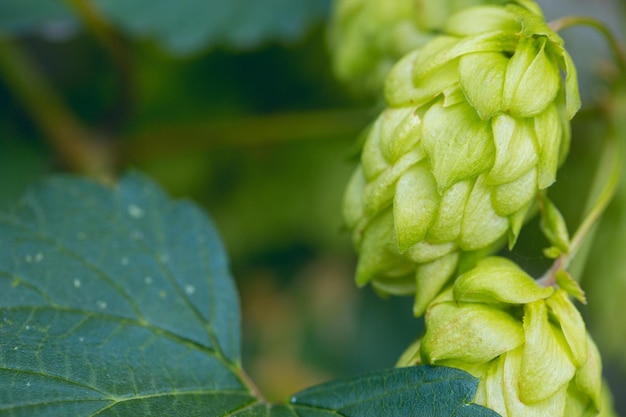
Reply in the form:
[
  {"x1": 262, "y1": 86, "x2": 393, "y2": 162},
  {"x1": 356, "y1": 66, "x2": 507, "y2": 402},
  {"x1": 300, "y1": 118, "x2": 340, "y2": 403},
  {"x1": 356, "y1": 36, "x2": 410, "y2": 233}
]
[
  {"x1": 398, "y1": 257, "x2": 612, "y2": 417},
  {"x1": 343, "y1": 2, "x2": 580, "y2": 315},
  {"x1": 328, "y1": 0, "x2": 509, "y2": 93}
]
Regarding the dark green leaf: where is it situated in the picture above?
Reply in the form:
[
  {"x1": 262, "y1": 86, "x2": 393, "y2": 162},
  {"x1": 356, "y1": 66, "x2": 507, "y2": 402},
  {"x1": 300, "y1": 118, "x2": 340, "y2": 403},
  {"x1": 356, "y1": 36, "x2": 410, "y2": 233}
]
[
  {"x1": 0, "y1": 172, "x2": 255, "y2": 416},
  {"x1": 288, "y1": 366, "x2": 501, "y2": 417},
  {"x1": 229, "y1": 366, "x2": 502, "y2": 416},
  {"x1": 0, "y1": 0, "x2": 74, "y2": 35},
  {"x1": 0, "y1": 0, "x2": 329, "y2": 54}
]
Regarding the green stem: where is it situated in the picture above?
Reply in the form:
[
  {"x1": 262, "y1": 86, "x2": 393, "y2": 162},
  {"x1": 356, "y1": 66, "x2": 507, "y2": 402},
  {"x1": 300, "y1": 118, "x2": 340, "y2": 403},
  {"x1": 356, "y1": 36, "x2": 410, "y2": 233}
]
[
  {"x1": 122, "y1": 108, "x2": 372, "y2": 163},
  {"x1": 0, "y1": 37, "x2": 115, "y2": 181},
  {"x1": 568, "y1": 131, "x2": 622, "y2": 262},
  {"x1": 238, "y1": 367, "x2": 266, "y2": 403},
  {"x1": 66, "y1": 0, "x2": 136, "y2": 133},
  {"x1": 550, "y1": 15, "x2": 626, "y2": 74}
]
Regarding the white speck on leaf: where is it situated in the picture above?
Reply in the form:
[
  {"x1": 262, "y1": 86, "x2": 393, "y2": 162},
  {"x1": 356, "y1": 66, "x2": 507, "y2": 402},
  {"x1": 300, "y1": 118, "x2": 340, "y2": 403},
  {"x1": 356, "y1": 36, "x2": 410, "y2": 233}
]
[
  {"x1": 34, "y1": 252, "x2": 44, "y2": 263},
  {"x1": 25, "y1": 255, "x2": 33, "y2": 263},
  {"x1": 184, "y1": 284, "x2": 196, "y2": 295},
  {"x1": 96, "y1": 300, "x2": 107, "y2": 310},
  {"x1": 121, "y1": 257, "x2": 129, "y2": 266},
  {"x1": 79, "y1": 337, "x2": 85, "y2": 342},
  {"x1": 73, "y1": 279, "x2": 82, "y2": 288},
  {"x1": 127, "y1": 204, "x2": 145, "y2": 219},
  {"x1": 25, "y1": 325, "x2": 30, "y2": 331},
  {"x1": 144, "y1": 276, "x2": 153, "y2": 285}
]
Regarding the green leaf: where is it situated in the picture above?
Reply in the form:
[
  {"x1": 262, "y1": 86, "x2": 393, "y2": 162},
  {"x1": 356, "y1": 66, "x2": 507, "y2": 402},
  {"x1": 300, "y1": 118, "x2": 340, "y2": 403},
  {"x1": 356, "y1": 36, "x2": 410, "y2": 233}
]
[
  {"x1": 232, "y1": 366, "x2": 504, "y2": 417},
  {"x1": 0, "y1": 172, "x2": 255, "y2": 416},
  {"x1": 0, "y1": 0, "x2": 329, "y2": 54},
  {"x1": 288, "y1": 366, "x2": 501, "y2": 417}
]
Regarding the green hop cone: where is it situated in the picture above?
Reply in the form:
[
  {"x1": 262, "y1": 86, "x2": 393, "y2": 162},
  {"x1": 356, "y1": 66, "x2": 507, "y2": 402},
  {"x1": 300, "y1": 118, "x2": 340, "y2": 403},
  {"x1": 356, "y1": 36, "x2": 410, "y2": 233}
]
[
  {"x1": 328, "y1": 0, "x2": 510, "y2": 93},
  {"x1": 399, "y1": 257, "x2": 613, "y2": 417},
  {"x1": 343, "y1": 2, "x2": 580, "y2": 315}
]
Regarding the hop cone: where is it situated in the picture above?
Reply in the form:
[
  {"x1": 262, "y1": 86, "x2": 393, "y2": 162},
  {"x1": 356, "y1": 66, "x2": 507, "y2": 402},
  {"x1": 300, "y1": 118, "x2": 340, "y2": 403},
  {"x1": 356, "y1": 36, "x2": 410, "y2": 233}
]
[
  {"x1": 401, "y1": 257, "x2": 612, "y2": 417},
  {"x1": 343, "y1": 2, "x2": 580, "y2": 314},
  {"x1": 329, "y1": 0, "x2": 509, "y2": 93}
]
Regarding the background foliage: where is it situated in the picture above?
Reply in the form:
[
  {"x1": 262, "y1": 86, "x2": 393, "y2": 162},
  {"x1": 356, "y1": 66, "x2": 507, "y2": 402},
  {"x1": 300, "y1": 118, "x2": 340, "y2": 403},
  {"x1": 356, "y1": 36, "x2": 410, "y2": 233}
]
[{"x1": 0, "y1": 0, "x2": 625, "y2": 412}]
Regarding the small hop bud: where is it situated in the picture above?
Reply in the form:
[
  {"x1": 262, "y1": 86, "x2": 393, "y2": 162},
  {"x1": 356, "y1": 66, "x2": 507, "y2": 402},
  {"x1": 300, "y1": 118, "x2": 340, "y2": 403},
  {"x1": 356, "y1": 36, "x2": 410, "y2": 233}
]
[
  {"x1": 343, "y1": 2, "x2": 580, "y2": 314},
  {"x1": 328, "y1": 0, "x2": 510, "y2": 93},
  {"x1": 329, "y1": 0, "x2": 430, "y2": 93},
  {"x1": 407, "y1": 257, "x2": 610, "y2": 417}
]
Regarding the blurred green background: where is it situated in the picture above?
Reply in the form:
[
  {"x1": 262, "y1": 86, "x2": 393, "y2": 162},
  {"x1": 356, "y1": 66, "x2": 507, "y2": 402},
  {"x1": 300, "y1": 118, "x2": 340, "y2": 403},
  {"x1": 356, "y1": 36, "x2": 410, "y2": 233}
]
[{"x1": 0, "y1": 0, "x2": 625, "y2": 411}]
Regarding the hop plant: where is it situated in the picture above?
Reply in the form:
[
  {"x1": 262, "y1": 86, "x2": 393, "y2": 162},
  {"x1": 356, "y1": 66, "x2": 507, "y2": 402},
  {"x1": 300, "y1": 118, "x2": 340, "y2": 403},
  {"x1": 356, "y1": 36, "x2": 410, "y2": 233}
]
[
  {"x1": 343, "y1": 2, "x2": 580, "y2": 315},
  {"x1": 328, "y1": 0, "x2": 509, "y2": 93},
  {"x1": 399, "y1": 257, "x2": 612, "y2": 417}
]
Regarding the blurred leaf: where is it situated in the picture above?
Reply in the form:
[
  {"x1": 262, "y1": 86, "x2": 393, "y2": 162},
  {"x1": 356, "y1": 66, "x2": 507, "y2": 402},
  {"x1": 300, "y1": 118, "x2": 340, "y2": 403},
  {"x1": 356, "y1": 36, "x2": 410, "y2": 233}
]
[
  {"x1": 0, "y1": 0, "x2": 330, "y2": 54},
  {"x1": 0, "y1": 1, "x2": 75, "y2": 36},
  {"x1": 0, "y1": 172, "x2": 253, "y2": 415},
  {"x1": 95, "y1": 0, "x2": 330, "y2": 53}
]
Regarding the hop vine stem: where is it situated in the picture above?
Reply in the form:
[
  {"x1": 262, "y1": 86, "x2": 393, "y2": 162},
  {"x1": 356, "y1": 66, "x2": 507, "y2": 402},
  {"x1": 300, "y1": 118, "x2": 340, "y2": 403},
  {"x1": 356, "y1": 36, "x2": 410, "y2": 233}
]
[
  {"x1": 0, "y1": 37, "x2": 116, "y2": 182},
  {"x1": 549, "y1": 15, "x2": 626, "y2": 74},
  {"x1": 568, "y1": 132, "x2": 622, "y2": 261},
  {"x1": 67, "y1": 0, "x2": 136, "y2": 134}
]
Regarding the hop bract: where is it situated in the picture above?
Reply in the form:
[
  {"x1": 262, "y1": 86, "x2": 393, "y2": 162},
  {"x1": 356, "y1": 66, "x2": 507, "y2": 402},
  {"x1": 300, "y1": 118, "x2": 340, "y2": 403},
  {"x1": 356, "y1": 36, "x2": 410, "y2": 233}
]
[
  {"x1": 403, "y1": 257, "x2": 610, "y2": 417},
  {"x1": 343, "y1": 2, "x2": 580, "y2": 314}
]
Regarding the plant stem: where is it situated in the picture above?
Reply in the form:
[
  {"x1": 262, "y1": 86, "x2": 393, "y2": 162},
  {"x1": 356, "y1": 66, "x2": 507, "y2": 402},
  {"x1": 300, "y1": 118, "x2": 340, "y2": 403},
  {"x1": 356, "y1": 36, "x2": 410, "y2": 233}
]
[
  {"x1": 67, "y1": 0, "x2": 136, "y2": 133},
  {"x1": 550, "y1": 15, "x2": 626, "y2": 74},
  {"x1": 122, "y1": 108, "x2": 373, "y2": 163},
  {"x1": 568, "y1": 132, "x2": 622, "y2": 262},
  {"x1": 238, "y1": 367, "x2": 266, "y2": 403},
  {"x1": 0, "y1": 37, "x2": 116, "y2": 181}
]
